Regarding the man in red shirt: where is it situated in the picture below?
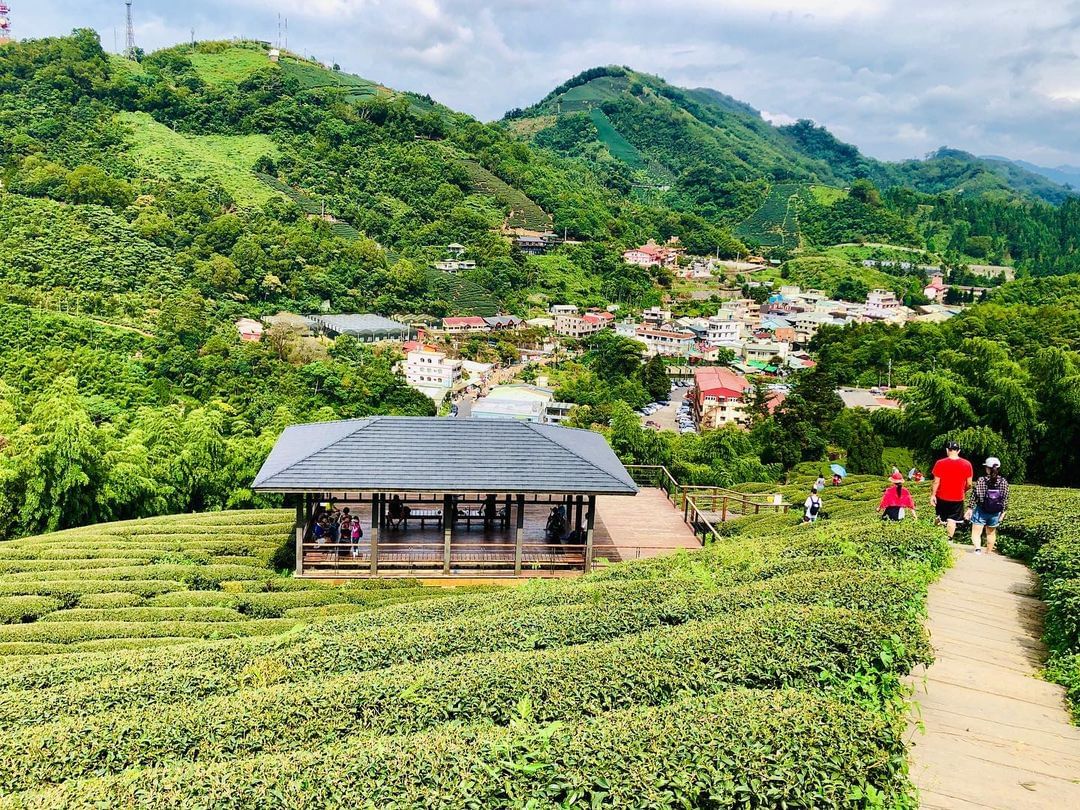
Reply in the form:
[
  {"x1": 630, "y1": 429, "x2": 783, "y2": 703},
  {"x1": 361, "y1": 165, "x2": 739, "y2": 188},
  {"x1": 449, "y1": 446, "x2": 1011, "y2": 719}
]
[{"x1": 930, "y1": 440, "x2": 973, "y2": 538}]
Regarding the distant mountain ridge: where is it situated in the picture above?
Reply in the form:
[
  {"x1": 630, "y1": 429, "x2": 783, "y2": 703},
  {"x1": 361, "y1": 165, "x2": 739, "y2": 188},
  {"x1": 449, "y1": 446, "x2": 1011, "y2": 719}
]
[
  {"x1": 981, "y1": 156, "x2": 1080, "y2": 190},
  {"x1": 505, "y1": 66, "x2": 1075, "y2": 206}
]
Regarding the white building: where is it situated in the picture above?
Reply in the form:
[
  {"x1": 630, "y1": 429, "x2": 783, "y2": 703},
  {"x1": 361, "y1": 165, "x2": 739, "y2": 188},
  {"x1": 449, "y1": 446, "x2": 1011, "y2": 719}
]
[
  {"x1": 792, "y1": 311, "x2": 843, "y2": 343},
  {"x1": 549, "y1": 304, "x2": 579, "y2": 316},
  {"x1": 405, "y1": 349, "x2": 462, "y2": 398},
  {"x1": 706, "y1": 312, "x2": 744, "y2": 347},
  {"x1": 743, "y1": 339, "x2": 790, "y2": 364},
  {"x1": 636, "y1": 326, "x2": 695, "y2": 357},
  {"x1": 865, "y1": 289, "x2": 901, "y2": 318},
  {"x1": 554, "y1": 312, "x2": 613, "y2": 338},
  {"x1": 641, "y1": 306, "x2": 672, "y2": 326}
]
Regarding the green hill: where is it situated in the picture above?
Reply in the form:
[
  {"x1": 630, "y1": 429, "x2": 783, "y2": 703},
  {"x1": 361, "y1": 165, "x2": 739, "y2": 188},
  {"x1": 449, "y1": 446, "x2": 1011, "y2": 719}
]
[
  {"x1": 510, "y1": 66, "x2": 1075, "y2": 210},
  {"x1": 0, "y1": 480, "x2": 954, "y2": 803}
]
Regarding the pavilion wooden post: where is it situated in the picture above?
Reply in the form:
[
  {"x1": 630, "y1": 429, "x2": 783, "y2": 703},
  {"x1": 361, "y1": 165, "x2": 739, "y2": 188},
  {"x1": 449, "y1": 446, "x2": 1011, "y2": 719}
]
[
  {"x1": 442, "y1": 494, "x2": 453, "y2": 574},
  {"x1": 584, "y1": 495, "x2": 597, "y2": 572},
  {"x1": 369, "y1": 493, "x2": 380, "y2": 575},
  {"x1": 574, "y1": 495, "x2": 584, "y2": 534},
  {"x1": 369, "y1": 494, "x2": 379, "y2": 576},
  {"x1": 514, "y1": 493, "x2": 525, "y2": 575},
  {"x1": 294, "y1": 495, "x2": 306, "y2": 576}
]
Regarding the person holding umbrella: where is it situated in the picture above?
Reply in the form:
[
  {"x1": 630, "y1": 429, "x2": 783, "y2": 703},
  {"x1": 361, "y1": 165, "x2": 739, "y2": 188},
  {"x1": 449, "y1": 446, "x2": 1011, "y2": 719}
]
[{"x1": 830, "y1": 463, "x2": 846, "y2": 487}]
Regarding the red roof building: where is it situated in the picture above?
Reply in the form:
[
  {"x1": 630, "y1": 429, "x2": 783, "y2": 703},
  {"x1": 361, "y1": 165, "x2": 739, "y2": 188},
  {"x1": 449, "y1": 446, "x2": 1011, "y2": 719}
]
[
  {"x1": 442, "y1": 316, "x2": 489, "y2": 333},
  {"x1": 693, "y1": 366, "x2": 752, "y2": 429}
]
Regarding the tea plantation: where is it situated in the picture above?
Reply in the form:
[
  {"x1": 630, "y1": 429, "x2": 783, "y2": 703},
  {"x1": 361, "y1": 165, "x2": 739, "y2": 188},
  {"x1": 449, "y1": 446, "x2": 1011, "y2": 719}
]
[{"x1": 0, "y1": 481, "x2": 968, "y2": 807}]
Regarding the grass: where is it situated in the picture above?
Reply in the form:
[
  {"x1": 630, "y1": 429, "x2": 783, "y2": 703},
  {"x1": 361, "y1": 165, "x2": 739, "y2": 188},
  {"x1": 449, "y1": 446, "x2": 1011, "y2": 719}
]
[
  {"x1": 119, "y1": 112, "x2": 282, "y2": 208},
  {"x1": 190, "y1": 48, "x2": 275, "y2": 85},
  {"x1": 809, "y1": 184, "x2": 846, "y2": 205}
]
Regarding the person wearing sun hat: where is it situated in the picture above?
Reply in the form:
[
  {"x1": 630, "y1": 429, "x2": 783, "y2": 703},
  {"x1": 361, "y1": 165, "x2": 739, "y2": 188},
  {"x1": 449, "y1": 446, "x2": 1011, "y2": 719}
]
[
  {"x1": 967, "y1": 457, "x2": 1009, "y2": 554},
  {"x1": 878, "y1": 470, "x2": 917, "y2": 521}
]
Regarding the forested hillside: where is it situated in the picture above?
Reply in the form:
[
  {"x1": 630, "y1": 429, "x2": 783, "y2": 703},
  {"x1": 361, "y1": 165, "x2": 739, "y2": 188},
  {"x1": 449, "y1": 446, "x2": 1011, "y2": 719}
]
[{"x1": 1, "y1": 32, "x2": 1079, "y2": 539}]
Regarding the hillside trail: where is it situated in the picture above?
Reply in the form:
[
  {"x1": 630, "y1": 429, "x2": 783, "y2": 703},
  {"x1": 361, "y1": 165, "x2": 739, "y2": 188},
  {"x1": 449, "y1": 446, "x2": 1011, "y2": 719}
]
[{"x1": 906, "y1": 544, "x2": 1080, "y2": 808}]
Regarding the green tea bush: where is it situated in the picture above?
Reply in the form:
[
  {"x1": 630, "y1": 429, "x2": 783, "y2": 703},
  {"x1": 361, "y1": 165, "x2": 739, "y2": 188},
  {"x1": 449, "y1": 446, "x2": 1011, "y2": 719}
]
[
  {"x1": 0, "y1": 597, "x2": 63, "y2": 625},
  {"x1": 0, "y1": 605, "x2": 922, "y2": 790},
  {"x1": 0, "y1": 691, "x2": 910, "y2": 810},
  {"x1": 39, "y1": 607, "x2": 247, "y2": 624}
]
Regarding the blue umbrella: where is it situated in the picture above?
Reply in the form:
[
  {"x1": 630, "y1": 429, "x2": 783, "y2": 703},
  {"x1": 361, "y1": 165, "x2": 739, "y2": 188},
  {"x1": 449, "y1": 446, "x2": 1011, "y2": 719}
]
[{"x1": 830, "y1": 464, "x2": 847, "y2": 477}]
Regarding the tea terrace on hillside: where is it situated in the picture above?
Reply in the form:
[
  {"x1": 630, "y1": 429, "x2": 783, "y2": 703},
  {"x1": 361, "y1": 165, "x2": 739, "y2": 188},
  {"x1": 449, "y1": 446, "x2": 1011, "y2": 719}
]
[{"x1": 251, "y1": 417, "x2": 640, "y2": 578}]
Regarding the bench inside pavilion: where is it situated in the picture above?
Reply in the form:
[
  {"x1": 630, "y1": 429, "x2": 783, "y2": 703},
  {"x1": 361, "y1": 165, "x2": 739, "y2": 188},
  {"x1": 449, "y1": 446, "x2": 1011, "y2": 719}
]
[{"x1": 251, "y1": 416, "x2": 639, "y2": 578}]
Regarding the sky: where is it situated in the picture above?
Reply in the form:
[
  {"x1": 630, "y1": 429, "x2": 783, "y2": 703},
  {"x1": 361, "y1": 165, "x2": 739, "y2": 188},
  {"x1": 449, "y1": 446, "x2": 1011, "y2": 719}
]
[{"x1": 11, "y1": 0, "x2": 1080, "y2": 166}]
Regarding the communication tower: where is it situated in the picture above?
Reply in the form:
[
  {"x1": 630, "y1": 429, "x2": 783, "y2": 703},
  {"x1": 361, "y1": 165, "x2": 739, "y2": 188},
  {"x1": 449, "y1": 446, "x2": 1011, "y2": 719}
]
[
  {"x1": 0, "y1": 3, "x2": 13, "y2": 45},
  {"x1": 124, "y1": 1, "x2": 137, "y2": 60}
]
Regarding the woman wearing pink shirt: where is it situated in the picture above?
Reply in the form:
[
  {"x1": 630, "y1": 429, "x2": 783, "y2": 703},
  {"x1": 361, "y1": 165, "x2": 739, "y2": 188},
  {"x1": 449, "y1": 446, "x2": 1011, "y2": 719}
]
[{"x1": 879, "y1": 471, "x2": 917, "y2": 521}]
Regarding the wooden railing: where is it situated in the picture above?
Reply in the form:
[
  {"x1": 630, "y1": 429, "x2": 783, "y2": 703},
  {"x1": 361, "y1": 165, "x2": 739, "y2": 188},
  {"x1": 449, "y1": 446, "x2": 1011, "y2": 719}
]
[{"x1": 625, "y1": 464, "x2": 791, "y2": 545}]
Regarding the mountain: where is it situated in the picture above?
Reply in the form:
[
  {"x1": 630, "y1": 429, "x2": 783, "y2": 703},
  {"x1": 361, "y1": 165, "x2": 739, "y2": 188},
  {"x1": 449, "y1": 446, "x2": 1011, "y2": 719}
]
[
  {"x1": 981, "y1": 156, "x2": 1080, "y2": 191},
  {"x1": 505, "y1": 67, "x2": 1075, "y2": 206}
]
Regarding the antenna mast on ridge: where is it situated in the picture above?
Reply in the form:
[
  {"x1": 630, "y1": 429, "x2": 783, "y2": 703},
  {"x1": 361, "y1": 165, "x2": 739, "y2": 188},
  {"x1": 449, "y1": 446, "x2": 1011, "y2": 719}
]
[
  {"x1": 124, "y1": 1, "x2": 137, "y2": 60},
  {"x1": 0, "y1": 3, "x2": 13, "y2": 45}
]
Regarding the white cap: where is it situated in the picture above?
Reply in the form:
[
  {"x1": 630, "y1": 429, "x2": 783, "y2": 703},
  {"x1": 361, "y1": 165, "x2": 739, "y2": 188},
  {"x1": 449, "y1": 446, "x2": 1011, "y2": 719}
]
[{"x1": 984, "y1": 457, "x2": 1001, "y2": 469}]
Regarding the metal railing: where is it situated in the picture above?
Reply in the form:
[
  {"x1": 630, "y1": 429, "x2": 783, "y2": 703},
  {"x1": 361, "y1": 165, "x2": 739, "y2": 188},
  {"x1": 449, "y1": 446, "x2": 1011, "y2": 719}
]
[{"x1": 625, "y1": 464, "x2": 791, "y2": 544}]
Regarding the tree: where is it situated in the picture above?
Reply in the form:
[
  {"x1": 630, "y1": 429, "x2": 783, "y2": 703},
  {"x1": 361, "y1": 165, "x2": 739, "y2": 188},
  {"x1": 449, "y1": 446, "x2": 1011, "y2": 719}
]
[
  {"x1": 833, "y1": 409, "x2": 884, "y2": 474},
  {"x1": 639, "y1": 354, "x2": 669, "y2": 401}
]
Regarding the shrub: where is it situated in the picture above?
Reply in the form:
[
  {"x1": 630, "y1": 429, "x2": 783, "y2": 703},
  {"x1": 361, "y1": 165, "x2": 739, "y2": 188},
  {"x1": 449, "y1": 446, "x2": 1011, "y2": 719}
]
[
  {"x1": 0, "y1": 604, "x2": 924, "y2": 790},
  {"x1": 0, "y1": 596, "x2": 63, "y2": 625},
  {"x1": 2, "y1": 691, "x2": 911, "y2": 809}
]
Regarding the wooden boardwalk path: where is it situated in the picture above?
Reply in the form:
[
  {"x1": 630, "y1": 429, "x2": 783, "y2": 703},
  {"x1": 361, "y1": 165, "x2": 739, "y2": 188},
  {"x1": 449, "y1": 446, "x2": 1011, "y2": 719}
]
[
  {"x1": 595, "y1": 488, "x2": 700, "y2": 564},
  {"x1": 907, "y1": 546, "x2": 1080, "y2": 808}
]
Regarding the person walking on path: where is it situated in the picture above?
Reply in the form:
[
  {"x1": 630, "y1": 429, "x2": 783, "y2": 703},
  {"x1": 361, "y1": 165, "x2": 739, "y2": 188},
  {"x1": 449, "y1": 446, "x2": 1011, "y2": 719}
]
[
  {"x1": 967, "y1": 457, "x2": 1009, "y2": 554},
  {"x1": 803, "y1": 488, "x2": 823, "y2": 523},
  {"x1": 930, "y1": 440, "x2": 973, "y2": 538},
  {"x1": 879, "y1": 471, "x2": 917, "y2": 521},
  {"x1": 814, "y1": 475, "x2": 826, "y2": 493}
]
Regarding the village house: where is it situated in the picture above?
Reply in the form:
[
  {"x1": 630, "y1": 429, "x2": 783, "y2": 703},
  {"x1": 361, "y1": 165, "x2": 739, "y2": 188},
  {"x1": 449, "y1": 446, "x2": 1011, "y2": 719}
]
[
  {"x1": 442, "y1": 316, "x2": 489, "y2": 334},
  {"x1": 635, "y1": 326, "x2": 695, "y2": 357},
  {"x1": 692, "y1": 366, "x2": 752, "y2": 430},
  {"x1": 622, "y1": 239, "x2": 678, "y2": 268},
  {"x1": 433, "y1": 260, "x2": 477, "y2": 273},
  {"x1": 923, "y1": 274, "x2": 948, "y2": 304},
  {"x1": 234, "y1": 318, "x2": 264, "y2": 342},
  {"x1": 865, "y1": 289, "x2": 901, "y2": 318},
  {"x1": 513, "y1": 235, "x2": 549, "y2": 255},
  {"x1": 549, "y1": 304, "x2": 579, "y2": 316},
  {"x1": 705, "y1": 311, "x2": 744, "y2": 347},
  {"x1": 405, "y1": 348, "x2": 462, "y2": 399},
  {"x1": 791, "y1": 311, "x2": 844, "y2": 344},
  {"x1": 483, "y1": 315, "x2": 524, "y2": 331},
  {"x1": 743, "y1": 339, "x2": 790, "y2": 365},
  {"x1": 554, "y1": 311, "x2": 612, "y2": 338},
  {"x1": 641, "y1": 306, "x2": 672, "y2": 326}
]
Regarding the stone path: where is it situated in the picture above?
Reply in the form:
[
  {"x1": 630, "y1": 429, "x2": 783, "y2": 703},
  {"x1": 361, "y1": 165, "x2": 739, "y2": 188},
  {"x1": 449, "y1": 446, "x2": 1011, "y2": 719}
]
[{"x1": 907, "y1": 546, "x2": 1080, "y2": 809}]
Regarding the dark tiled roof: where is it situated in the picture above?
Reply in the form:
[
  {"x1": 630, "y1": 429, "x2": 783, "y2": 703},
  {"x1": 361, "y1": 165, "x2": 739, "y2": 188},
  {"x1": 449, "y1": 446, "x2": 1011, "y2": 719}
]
[{"x1": 251, "y1": 417, "x2": 638, "y2": 495}]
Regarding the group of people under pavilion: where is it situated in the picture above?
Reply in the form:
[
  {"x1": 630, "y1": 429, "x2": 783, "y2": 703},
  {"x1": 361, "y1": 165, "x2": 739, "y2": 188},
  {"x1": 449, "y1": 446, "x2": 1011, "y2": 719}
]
[{"x1": 250, "y1": 416, "x2": 638, "y2": 577}]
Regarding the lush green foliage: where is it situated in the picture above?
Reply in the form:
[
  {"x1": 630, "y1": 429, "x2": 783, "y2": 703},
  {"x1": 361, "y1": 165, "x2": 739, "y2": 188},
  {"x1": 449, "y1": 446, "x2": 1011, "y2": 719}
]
[
  {"x1": 0, "y1": 477, "x2": 954, "y2": 805},
  {"x1": 997, "y1": 487, "x2": 1080, "y2": 719}
]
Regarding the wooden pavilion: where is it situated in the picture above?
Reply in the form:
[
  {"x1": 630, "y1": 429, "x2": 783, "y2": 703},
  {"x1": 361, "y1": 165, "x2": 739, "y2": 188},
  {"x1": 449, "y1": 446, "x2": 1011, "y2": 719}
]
[{"x1": 251, "y1": 417, "x2": 639, "y2": 578}]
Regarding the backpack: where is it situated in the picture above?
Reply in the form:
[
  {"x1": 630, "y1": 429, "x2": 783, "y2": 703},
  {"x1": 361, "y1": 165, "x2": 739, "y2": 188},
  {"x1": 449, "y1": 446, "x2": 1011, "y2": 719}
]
[
  {"x1": 807, "y1": 496, "x2": 821, "y2": 517},
  {"x1": 981, "y1": 479, "x2": 1006, "y2": 514}
]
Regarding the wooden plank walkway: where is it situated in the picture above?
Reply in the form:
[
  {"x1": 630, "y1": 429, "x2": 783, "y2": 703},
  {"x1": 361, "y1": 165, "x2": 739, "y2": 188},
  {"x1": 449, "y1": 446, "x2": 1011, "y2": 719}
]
[
  {"x1": 907, "y1": 546, "x2": 1080, "y2": 809},
  {"x1": 595, "y1": 488, "x2": 700, "y2": 564}
]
